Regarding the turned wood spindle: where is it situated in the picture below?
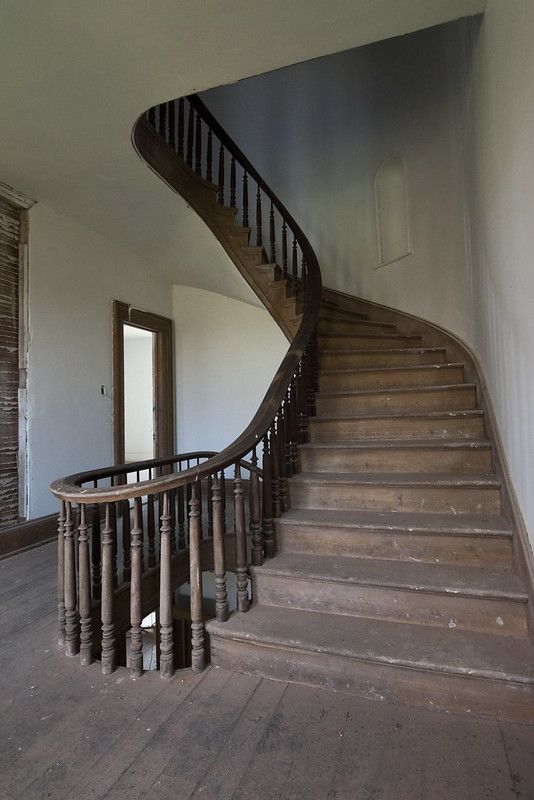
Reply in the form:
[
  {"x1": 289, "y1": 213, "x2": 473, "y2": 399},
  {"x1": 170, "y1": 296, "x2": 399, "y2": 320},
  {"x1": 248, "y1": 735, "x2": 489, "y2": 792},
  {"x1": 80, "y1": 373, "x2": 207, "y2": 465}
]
[
  {"x1": 262, "y1": 434, "x2": 274, "y2": 558},
  {"x1": 91, "y1": 503, "x2": 101, "y2": 600},
  {"x1": 159, "y1": 491, "x2": 174, "y2": 678},
  {"x1": 206, "y1": 128, "x2": 213, "y2": 183},
  {"x1": 147, "y1": 493, "x2": 156, "y2": 568},
  {"x1": 177, "y1": 485, "x2": 186, "y2": 550},
  {"x1": 256, "y1": 186, "x2": 262, "y2": 246},
  {"x1": 234, "y1": 462, "x2": 249, "y2": 612},
  {"x1": 217, "y1": 143, "x2": 225, "y2": 205},
  {"x1": 230, "y1": 156, "x2": 236, "y2": 208},
  {"x1": 195, "y1": 112, "x2": 202, "y2": 175},
  {"x1": 78, "y1": 504, "x2": 93, "y2": 666},
  {"x1": 270, "y1": 420, "x2": 281, "y2": 519},
  {"x1": 292, "y1": 237, "x2": 298, "y2": 287},
  {"x1": 249, "y1": 447, "x2": 263, "y2": 566},
  {"x1": 122, "y1": 499, "x2": 131, "y2": 583},
  {"x1": 64, "y1": 502, "x2": 79, "y2": 656},
  {"x1": 277, "y1": 410, "x2": 289, "y2": 512},
  {"x1": 101, "y1": 503, "x2": 116, "y2": 674},
  {"x1": 269, "y1": 201, "x2": 276, "y2": 263},
  {"x1": 110, "y1": 498, "x2": 118, "y2": 590},
  {"x1": 282, "y1": 220, "x2": 288, "y2": 280},
  {"x1": 129, "y1": 497, "x2": 143, "y2": 678},
  {"x1": 57, "y1": 500, "x2": 66, "y2": 647},
  {"x1": 186, "y1": 101, "x2": 194, "y2": 167},
  {"x1": 189, "y1": 482, "x2": 205, "y2": 671},
  {"x1": 177, "y1": 98, "x2": 184, "y2": 158},
  {"x1": 207, "y1": 474, "x2": 214, "y2": 538},
  {"x1": 242, "y1": 171, "x2": 249, "y2": 228},
  {"x1": 212, "y1": 473, "x2": 228, "y2": 621}
]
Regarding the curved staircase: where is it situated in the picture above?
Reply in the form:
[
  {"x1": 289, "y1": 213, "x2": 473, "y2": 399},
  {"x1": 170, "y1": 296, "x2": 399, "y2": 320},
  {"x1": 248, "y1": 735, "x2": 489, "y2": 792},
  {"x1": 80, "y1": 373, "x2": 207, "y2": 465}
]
[{"x1": 208, "y1": 296, "x2": 534, "y2": 721}]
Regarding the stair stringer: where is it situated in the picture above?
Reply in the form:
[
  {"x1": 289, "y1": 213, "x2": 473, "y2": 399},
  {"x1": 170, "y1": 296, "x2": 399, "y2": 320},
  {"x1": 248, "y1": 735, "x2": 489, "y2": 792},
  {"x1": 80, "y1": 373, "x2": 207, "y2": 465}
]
[{"x1": 322, "y1": 286, "x2": 534, "y2": 635}]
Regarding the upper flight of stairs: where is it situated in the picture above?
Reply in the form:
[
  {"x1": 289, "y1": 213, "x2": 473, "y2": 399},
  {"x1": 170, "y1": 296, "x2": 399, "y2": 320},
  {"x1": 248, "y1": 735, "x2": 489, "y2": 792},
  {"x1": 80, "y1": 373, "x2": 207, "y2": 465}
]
[{"x1": 208, "y1": 297, "x2": 534, "y2": 721}]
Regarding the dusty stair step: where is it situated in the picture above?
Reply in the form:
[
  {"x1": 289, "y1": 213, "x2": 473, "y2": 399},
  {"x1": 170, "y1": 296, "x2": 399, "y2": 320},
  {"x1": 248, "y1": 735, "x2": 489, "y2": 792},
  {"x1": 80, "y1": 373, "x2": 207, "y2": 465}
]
[
  {"x1": 288, "y1": 471, "x2": 502, "y2": 514},
  {"x1": 318, "y1": 318, "x2": 397, "y2": 335},
  {"x1": 316, "y1": 383, "x2": 477, "y2": 416},
  {"x1": 253, "y1": 262, "x2": 281, "y2": 283},
  {"x1": 299, "y1": 439, "x2": 492, "y2": 474},
  {"x1": 275, "y1": 508, "x2": 513, "y2": 567},
  {"x1": 207, "y1": 606, "x2": 534, "y2": 720},
  {"x1": 212, "y1": 203, "x2": 238, "y2": 220},
  {"x1": 319, "y1": 346, "x2": 448, "y2": 369},
  {"x1": 319, "y1": 332, "x2": 422, "y2": 350},
  {"x1": 319, "y1": 308, "x2": 369, "y2": 322},
  {"x1": 308, "y1": 410, "x2": 486, "y2": 441},
  {"x1": 318, "y1": 362, "x2": 465, "y2": 392},
  {"x1": 250, "y1": 552, "x2": 526, "y2": 636}
]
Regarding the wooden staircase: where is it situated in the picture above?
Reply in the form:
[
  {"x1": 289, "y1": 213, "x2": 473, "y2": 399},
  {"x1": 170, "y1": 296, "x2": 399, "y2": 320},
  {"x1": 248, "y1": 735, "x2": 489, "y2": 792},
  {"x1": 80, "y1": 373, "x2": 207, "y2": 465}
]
[{"x1": 208, "y1": 299, "x2": 534, "y2": 720}]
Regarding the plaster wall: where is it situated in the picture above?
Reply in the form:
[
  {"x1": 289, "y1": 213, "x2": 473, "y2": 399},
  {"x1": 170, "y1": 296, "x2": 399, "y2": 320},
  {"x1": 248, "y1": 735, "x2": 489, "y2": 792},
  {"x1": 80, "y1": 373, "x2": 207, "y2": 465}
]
[{"x1": 172, "y1": 286, "x2": 286, "y2": 454}]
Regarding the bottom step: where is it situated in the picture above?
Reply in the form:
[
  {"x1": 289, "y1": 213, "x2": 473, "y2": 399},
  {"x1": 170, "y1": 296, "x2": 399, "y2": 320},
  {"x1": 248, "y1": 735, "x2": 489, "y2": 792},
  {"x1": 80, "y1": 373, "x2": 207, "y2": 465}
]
[{"x1": 207, "y1": 606, "x2": 534, "y2": 721}]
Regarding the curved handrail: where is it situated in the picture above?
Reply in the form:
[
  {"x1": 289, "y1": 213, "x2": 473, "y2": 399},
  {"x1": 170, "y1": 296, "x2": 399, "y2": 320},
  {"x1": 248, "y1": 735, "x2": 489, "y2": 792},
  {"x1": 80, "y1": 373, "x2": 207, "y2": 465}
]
[{"x1": 50, "y1": 95, "x2": 322, "y2": 505}]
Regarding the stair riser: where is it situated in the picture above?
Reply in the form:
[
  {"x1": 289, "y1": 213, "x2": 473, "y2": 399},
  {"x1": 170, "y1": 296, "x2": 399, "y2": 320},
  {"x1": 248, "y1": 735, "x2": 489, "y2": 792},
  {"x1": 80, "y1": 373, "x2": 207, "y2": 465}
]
[
  {"x1": 209, "y1": 637, "x2": 534, "y2": 722},
  {"x1": 289, "y1": 481, "x2": 501, "y2": 514},
  {"x1": 275, "y1": 523, "x2": 512, "y2": 567},
  {"x1": 316, "y1": 386, "x2": 476, "y2": 416},
  {"x1": 319, "y1": 335, "x2": 420, "y2": 350},
  {"x1": 251, "y1": 573, "x2": 526, "y2": 636},
  {"x1": 309, "y1": 415, "x2": 485, "y2": 442},
  {"x1": 318, "y1": 320, "x2": 395, "y2": 335},
  {"x1": 320, "y1": 350, "x2": 447, "y2": 369},
  {"x1": 300, "y1": 446, "x2": 492, "y2": 474},
  {"x1": 228, "y1": 230, "x2": 250, "y2": 247},
  {"x1": 319, "y1": 365, "x2": 464, "y2": 392}
]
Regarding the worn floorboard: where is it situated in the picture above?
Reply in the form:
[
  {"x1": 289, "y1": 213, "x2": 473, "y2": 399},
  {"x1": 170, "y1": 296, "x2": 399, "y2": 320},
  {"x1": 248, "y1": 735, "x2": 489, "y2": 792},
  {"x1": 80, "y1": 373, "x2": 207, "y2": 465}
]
[{"x1": 0, "y1": 541, "x2": 533, "y2": 800}]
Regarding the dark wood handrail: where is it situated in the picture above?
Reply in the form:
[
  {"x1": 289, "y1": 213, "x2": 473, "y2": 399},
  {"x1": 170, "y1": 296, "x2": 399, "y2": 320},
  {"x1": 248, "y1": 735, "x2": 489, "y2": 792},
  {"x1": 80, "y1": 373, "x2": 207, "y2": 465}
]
[{"x1": 50, "y1": 97, "x2": 321, "y2": 505}]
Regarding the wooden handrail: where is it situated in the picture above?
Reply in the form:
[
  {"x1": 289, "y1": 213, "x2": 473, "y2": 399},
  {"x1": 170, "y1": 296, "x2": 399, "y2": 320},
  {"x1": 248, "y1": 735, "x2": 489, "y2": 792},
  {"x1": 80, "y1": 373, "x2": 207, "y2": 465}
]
[{"x1": 51, "y1": 91, "x2": 322, "y2": 677}]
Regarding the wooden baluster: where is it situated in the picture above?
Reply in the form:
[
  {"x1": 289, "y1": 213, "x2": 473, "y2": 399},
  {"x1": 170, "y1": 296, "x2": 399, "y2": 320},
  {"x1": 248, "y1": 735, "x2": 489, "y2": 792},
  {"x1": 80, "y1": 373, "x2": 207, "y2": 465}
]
[
  {"x1": 189, "y1": 482, "x2": 205, "y2": 671},
  {"x1": 177, "y1": 485, "x2": 186, "y2": 549},
  {"x1": 159, "y1": 491, "x2": 174, "y2": 677},
  {"x1": 284, "y1": 390, "x2": 293, "y2": 477},
  {"x1": 78, "y1": 504, "x2": 93, "y2": 666},
  {"x1": 206, "y1": 128, "x2": 213, "y2": 183},
  {"x1": 148, "y1": 106, "x2": 156, "y2": 128},
  {"x1": 221, "y1": 470, "x2": 227, "y2": 533},
  {"x1": 256, "y1": 186, "x2": 262, "y2": 246},
  {"x1": 278, "y1": 410, "x2": 289, "y2": 512},
  {"x1": 101, "y1": 503, "x2": 116, "y2": 674},
  {"x1": 249, "y1": 447, "x2": 263, "y2": 566},
  {"x1": 110, "y1": 499, "x2": 118, "y2": 589},
  {"x1": 168, "y1": 99, "x2": 176, "y2": 151},
  {"x1": 289, "y1": 378, "x2": 299, "y2": 473},
  {"x1": 217, "y1": 142, "x2": 225, "y2": 205},
  {"x1": 122, "y1": 499, "x2": 131, "y2": 583},
  {"x1": 282, "y1": 220, "x2": 288, "y2": 280},
  {"x1": 212, "y1": 474, "x2": 228, "y2": 621},
  {"x1": 234, "y1": 462, "x2": 249, "y2": 612},
  {"x1": 158, "y1": 102, "x2": 167, "y2": 139},
  {"x1": 207, "y1": 474, "x2": 213, "y2": 538},
  {"x1": 198, "y1": 476, "x2": 204, "y2": 540},
  {"x1": 195, "y1": 112, "x2": 202, "y2": 175},
  {"x1": 147, "y1": 493, "x2": 156, "y2": 568},
  {"x1": 129, "y1": 497, "x2": 143, "y2": 678},
  {"x1": 292, "y1": 237, "x2": 298, "y2": 290},
  {"x1": 262, "y1": 434, "x2": 274, "y2": 558},
  {"x1": 177, "y1": 97, "x2": 185, "y2": 158},
  {"x1": 297, "y1": 359, "x2": 308, "y2": 443},
  {"x1": 186, "y1": 101, "x2": 194, "y2": 167},
  {"x1": 64, "y1": 502, "x2": 79, "y2": 656},
  {"x1": 242, "y1": 171, "x2": 249, "y2": 228},
  {"x1": 57, "y1": 500, "x2": 66, "y2": 647},
  {"x1": 269, "y1": 201, "x2": 276, "y2": 263},
  {"x1": 270, "y1": 420, "x2": 281, "y2": 519},
  {"x1": 91, "y1": 503, "x2": 101, "y2": 600},
  {"x1": 169, "y1": 488, "x2": 176, "y2": 555},
  {"x1": 230, "y1": 156, "x2": 236, "y2": 207}
]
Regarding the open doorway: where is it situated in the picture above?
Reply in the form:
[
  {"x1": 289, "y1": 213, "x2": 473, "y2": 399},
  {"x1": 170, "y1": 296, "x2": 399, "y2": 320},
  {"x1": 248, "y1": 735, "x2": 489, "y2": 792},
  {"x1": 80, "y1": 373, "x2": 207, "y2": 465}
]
[{"x1": 112, "y1": 301, "x2": 174, "y2": 465}]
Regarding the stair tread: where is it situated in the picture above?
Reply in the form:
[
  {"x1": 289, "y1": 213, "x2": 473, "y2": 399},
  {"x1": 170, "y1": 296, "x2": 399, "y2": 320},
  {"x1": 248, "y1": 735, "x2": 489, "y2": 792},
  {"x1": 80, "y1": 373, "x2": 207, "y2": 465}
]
[
  {"x1": 320, "y1": 317, "x2": 397, "y2": 329},
  {"x1": 319, "y1": 332, "x2": 421, "y2": 341},
  {"x1": 318, "y1": 382, "x2": 475, "y2": 398},
  {"x1": 290, "y1": 471, "x2": 500, "y2": 487},
  {"x1": 207, "y1": 606, "x2": 534, "y2": 684},
  {"x1": 279, "y1": 508, "x2": 512, "y2": 536},
  {"x1": 311, "y1": 409, "x2": 484, "y2": 421},
  {"x1": 320, "y1": 346, "x2": 446, "y2": 356},
  {"x1": 301, "y1": 438, "x2": 491, "y2": 451},
  {"x1": 251, "y1": 553, "x2": 525, "y2": 600},
  {"x1": 320, "y1": 362, "x2": 463, "y2": 376}
]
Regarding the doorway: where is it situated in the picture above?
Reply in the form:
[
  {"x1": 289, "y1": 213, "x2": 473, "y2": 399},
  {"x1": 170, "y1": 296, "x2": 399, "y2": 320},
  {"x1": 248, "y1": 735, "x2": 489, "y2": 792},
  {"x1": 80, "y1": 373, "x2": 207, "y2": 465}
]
[{"x1": 112, "y1": 301, "x2": 174, "y2": 465}]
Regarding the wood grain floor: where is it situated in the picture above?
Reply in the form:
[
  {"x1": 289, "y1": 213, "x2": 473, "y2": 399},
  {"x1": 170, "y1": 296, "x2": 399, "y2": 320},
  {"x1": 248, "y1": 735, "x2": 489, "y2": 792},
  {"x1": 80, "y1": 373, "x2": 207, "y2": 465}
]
[{"x1": 1, "y1": 541, "x2": 533, "y2": 800}]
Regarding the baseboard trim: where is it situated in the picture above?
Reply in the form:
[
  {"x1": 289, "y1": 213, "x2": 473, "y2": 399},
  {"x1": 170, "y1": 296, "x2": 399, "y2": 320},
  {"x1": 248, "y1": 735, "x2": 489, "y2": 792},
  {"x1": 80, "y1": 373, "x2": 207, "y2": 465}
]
[{"x1": 0, "y1": 514, "x2": 57, "y2": 560}]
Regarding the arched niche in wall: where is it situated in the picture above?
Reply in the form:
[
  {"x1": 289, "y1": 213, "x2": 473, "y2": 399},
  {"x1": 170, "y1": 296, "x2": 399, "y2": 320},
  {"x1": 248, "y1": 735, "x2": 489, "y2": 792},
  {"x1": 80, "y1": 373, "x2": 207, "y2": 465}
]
[{"x1": 374, "y1": 155, "x2": 411, "y2": 267}]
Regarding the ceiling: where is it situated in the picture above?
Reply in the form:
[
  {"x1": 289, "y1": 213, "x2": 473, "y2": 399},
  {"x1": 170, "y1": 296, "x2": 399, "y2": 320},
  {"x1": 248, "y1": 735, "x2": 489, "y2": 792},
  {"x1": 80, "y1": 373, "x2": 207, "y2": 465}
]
[{"x1": 0, "y1": 0, "x2": 485, "y2": 304}]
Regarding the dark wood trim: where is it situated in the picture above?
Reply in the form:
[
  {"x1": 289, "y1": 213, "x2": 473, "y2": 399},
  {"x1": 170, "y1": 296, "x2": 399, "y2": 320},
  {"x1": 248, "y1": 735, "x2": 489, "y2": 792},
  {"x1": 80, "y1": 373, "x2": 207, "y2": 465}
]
[
  {"x1": 0, "y1": 513, "x2": 57, "y2": 559},
  {"x1": 112, "y1": 301, "x2": 175, "y2": 465}
]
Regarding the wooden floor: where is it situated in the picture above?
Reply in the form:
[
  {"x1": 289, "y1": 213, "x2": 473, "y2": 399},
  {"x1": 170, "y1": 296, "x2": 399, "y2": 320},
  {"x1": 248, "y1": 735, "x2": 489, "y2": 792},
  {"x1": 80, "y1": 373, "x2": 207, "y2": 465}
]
[{"x1": 1, "y1": 542, "x2": 533, "y2": 800}]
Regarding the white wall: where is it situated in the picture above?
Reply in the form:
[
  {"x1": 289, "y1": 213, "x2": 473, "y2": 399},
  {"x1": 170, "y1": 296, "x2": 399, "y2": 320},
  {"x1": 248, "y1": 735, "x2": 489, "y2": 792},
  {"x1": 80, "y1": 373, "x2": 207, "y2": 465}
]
[
  {"x1": 27, "y1": 203, "x2": 172, "y2": 517},
  {"x1": 202, "y1": 22, "x2": 475, "y2": 343},
  {"x1": 465, "y1": 2, "x2": 534, "y2": 549},
  {"x1": 123, "y1": 327, "x2": 154, "y2": 462},
  {"x1": 173, "y1": 286, "x2": 286, "y2": 454}
]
